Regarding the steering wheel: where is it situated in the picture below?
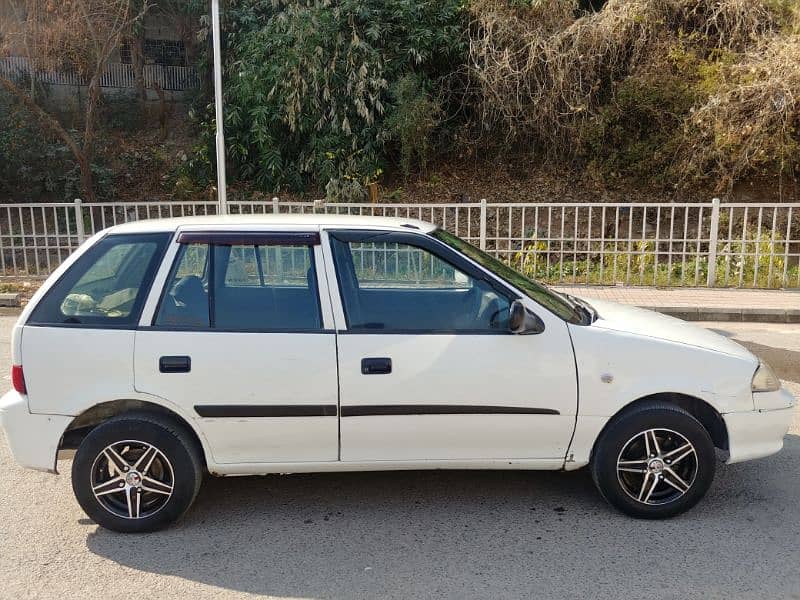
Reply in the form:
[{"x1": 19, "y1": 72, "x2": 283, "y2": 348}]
[{"x1": 488, "y1": 304, "x2": 505, "y2": 329}]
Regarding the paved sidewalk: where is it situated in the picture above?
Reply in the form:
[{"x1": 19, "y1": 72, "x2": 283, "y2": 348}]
[{"x1": 554, "y1": 285, "x2": 800, "y2": 323}]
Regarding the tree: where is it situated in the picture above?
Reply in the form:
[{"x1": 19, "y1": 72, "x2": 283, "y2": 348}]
[{"x1": 0, "y1": 0, "x2": 148, "y2": 201}]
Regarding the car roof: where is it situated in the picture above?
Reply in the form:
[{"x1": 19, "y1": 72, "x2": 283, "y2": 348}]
[{"x1": 105, "y1": 213, "x2": 437, "y2": 234}]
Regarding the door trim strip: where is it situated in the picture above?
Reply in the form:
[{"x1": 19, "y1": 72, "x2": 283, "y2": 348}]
[
  {"x1": 340, "y1": 405, "x2": 560, "y2": 417},
  {"x1": 195, "y1": 405, "x2": 337, "y2": 418}
]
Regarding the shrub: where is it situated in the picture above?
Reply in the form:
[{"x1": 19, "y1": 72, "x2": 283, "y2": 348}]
[
  {"x1": 385, "y1": 74, "x2": 441, "y2": 178},
  {"x1": 215, "y1": 0, "x2": 467, "y2": 195},
  {"x1": 0, "y1": 88, "x2": 107, "y2": 201},
  {"x1": 677, "y1": 35, "x2": 800, "y2": 192},
  {"x1": 467, "y1": 0, "x2": 799, "y2": 190},
  {"x1": 512, "y1": 230, "x2": 799, "y2": 288}
]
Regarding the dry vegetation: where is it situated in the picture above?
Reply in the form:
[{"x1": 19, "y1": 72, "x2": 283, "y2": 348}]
[
  {"x1": 0, "y1": 0, "x2": 147, "y2": 201},
  {"x1": 468, "y1": 0, "x2": 800, "y2": 195}
]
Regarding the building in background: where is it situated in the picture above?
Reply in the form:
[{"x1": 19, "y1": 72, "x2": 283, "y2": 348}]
[{"x1": 0, "y1": 4, "x2": 201, "y2": 101}]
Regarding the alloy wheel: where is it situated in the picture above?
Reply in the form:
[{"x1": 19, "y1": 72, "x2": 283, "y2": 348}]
[
  {"x1": 616, "y1": 428, "x2": 698, "y2": 506},
  {"x1": 90, "y1": 440, "x2": 174, "y2": 519}
]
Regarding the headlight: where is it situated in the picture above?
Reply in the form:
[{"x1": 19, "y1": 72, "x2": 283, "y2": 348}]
[{"x1": 752, "y1": 361, "x2": 781, "y2": 392}]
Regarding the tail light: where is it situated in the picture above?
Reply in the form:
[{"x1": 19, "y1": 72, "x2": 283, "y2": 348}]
[{"x1": 11, "y1": 365, "x2": 26, "y2": 394}]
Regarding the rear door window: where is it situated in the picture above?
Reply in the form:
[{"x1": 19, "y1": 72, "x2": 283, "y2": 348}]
[
  {"x1": 28, "y1": 233, "x2": 170, "y2": 327},
  {"x1": 154, "y1": 236, "x2": 322, "y2": 331}
]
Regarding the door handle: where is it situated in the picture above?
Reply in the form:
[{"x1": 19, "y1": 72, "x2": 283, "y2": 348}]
[
  {"x1": 361, "y1": 357, "x2": 392, "y2": 375},
  {"x1": 160, "y1": 355, "x2": 191, "y2": 373}
]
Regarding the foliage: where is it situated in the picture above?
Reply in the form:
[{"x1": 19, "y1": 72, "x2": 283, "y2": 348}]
[
  {"x1": 513, "y1": 231, "x2": 799, "y2": 288},
  {"x1": 99, "y1": 95, "x2": 146, "y2": 132},
  {"x1": 0, "y1": 88, "x2": 112, "y2": 201},
  {"x1": 211, "y1": 0, "x2": 467, "y2": 195},
  {"x1": 467, "y1": 0, "x2": 800, "y2": 192},
  {"x1": 0, "y1": 0, "x2": 149, "y2": 201},
  {"x1": 677, "y1": 35, "x2": 800, "y2": 191},
  {"x1": 385, "y1": 74, "x2": 441, "y2": 178}
]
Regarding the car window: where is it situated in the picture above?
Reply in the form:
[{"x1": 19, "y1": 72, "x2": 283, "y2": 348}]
[
  {"x1": 224, "y1": 245, "x2": 260, "y2": 286},
  {"x1": 331, "y1": 237, "x2": 510, "y2": 332},
  {"x1": 28, "y1": 233, "x2": 170, "y2": 327},
  {"x1": 154, "y1": 243, "x2": 210, "y2": 328},
  {"x1": 350, "y1": 241, "x2": 470, "y2": 290},
  {"x1": 431, "y1": 229, "x2": 582, "y2": 323},
  {"x1": 155, "y1": 241, "x2": 322, "y2": 331}
]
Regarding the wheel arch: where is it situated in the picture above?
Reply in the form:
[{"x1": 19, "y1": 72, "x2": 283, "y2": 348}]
[
  {"x1": 60, "y1": 399, "x2": 208, "y2": 468},
  {"x1": 590, "y1": 392, "x2": 729, "y2": 460}
]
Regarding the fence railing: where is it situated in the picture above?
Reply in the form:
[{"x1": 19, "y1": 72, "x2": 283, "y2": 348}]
[
  {"x1": 1, "y1": 56, "x2": 201, "y2": 91},
  {"x1": 1, "y1": 199, "x2": 798, "y2": 289}
]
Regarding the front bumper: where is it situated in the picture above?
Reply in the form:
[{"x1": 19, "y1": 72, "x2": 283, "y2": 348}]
[
  {"x1": 723, "y1": 387, "x2": 796, "y2": 464},
  {"x1": 0, "y1": 391, "x2": 72, "y2": 473}
]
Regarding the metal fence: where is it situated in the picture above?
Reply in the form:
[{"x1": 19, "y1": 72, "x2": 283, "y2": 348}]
[
  {"x1": 1, "y1": 56, "x2": 201, "y2": 91},
  {"x1": 0, "y1": 199, "x2": 798, "y2": 289}
]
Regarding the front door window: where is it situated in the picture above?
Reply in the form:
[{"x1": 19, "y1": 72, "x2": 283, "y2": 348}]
[{"x1": 330, "y1": 236, "x2": 511, "y2": 332}]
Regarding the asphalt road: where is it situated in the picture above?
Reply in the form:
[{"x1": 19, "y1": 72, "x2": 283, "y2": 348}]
[{"x1": 0, "y1": 317, "x2": 798, "y2": 600}]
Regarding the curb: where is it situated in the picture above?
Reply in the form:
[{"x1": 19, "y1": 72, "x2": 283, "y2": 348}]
[
  {"x1": 0, "y1": 293, "x2": 20, "y2": 307},
  {"x1": 645, "y1": 306, "x2": 800, "y2": 324}
]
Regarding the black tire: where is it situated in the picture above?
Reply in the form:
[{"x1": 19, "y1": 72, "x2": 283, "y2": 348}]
[
  {"x1": 71, "y1": 412, "x2": 203, "y2": 533},
  {"x1": 590, "y1": 402, "x2": 716, "y2": 519}
]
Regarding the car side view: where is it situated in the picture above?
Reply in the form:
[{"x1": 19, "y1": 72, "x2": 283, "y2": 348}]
[{"x1": 0, "y1": 215, "x2": 795, "y2": 532}]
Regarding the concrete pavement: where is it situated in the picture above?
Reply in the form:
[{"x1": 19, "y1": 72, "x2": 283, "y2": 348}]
[
  {"x1": 555, "y1": 285, "x2": 800, "y2": 322},
  {"x1": 0, "y1": 315, "x2": 799, "y2": 599}
]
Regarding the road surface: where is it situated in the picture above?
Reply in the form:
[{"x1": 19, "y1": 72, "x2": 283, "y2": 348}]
[{"x1": 1, "y1": 317, "x2": 798, "y2": 599}]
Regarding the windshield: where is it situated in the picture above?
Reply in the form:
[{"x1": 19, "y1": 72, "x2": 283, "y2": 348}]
[{"x1": 431, "y1": 229, "x2": 584, "y2": 323}]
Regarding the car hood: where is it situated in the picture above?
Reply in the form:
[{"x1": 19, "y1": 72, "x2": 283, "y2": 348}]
[{"x1": 578, "y1": 297, "x2": 756, "y2": 362}]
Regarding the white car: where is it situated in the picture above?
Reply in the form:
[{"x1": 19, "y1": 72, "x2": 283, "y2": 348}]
[{"x1": 0, "y1": 215, "x2": 794, "y2": 532}]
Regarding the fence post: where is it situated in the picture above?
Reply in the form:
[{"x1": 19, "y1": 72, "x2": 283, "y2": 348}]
[
  {"x1": 707, "y1": 197, "x2": 721, "y2": 287},
  {"x1": 479, "y1": 198, "x2": 487, "y2": 251},
  {"x1": 74, "y1": 198, "x2": 85, "y2": 245},
  {"x1": 272, "y1": 196, "x2": 280, "y2": 214}
]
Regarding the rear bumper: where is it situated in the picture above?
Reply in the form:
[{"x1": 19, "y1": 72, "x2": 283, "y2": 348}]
[
  {"x1": 724, "y1": 388, "x2": 795, "y2": 464},
  {"x1": 0, "y1": 391, "x2": 72, "y2": 473}
]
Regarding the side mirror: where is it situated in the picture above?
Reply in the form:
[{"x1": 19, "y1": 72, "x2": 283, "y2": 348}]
[{"x1": 509, "y1": 300, "x2": 545, "y2": 335}]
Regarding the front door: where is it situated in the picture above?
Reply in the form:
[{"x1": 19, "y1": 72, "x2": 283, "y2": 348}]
[
  {"x1": 134, "y1": 230, "x2": 339, "y2": 465},
  {"x1": 327, "y1": 230, "x2": 578, "y2": 463}
]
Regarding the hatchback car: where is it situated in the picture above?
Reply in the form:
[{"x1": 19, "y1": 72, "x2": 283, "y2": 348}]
[{"x1": 0, "y1": 215, "x2": 794, "y2": 532}]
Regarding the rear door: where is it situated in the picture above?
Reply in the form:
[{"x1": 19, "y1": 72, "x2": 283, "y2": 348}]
[
  {"x1": 327, "y1": 230, "x2": 578, "y2": 463},
  {"x1": 134, "y1": 229, "x2": 339, "y2": 465}
]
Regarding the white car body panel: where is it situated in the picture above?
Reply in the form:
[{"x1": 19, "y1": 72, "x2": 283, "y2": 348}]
[
  {"x1": 724, "y1": 404, "x2": 794, "y2": 463},
  {"x1": 22, "y1": 327, "x2": 137, "y2": 415},
  {"x1": 337, "y1": 330, "x2": 577, "y2": 461},
  {"x1": 566, "y1": 300, "x2": 761, "y2": 469},
  {"x1": 134, "y1": 331, "x2": 339, "y2": 464},
  {"x1": 582, "y1": 299, "x2": 755, "y2": 361},
  {"x1": 0, "y1": 391, "x2": 72, "y2": 472},
  {"x1": 0, "y1": 214, "x2": 794, "y2": 479}
]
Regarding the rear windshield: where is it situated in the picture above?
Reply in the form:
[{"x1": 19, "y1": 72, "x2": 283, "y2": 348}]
[{"x1": 28, "y1": 233, "x2": 170, "y2": 327}]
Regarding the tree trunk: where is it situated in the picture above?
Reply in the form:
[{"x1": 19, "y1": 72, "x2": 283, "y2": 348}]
[
  {"x1": 0, "y1": 75, "x2": 96, "y2": 202},
  {"x1": 83, "y1": 68, "x2": 103, "y2": 168},
  {"x1": 150, "y1": 80, "x2": 169, "y2": 140},
  {"x1": 76, "y1": 153, "x2": 95, "y2": 203},
  {"x1": 130, "y1": 30, "x2": 147, "y2": 103}
]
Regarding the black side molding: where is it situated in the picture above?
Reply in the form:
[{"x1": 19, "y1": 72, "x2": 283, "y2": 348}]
[
  {"x1": 195, "y1": 405, "x2": 337, "y2": 418},
  {"x1": 341, "y1": 405, "x2": 560, "y2": 417}
]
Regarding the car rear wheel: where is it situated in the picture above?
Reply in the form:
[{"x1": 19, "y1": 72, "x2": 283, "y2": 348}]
[
  {"x1": 590, "y1": 402, "x2": 716, "y2": 519},
  {"x1": 71, "y1": 412, "x2": 203, "y2": 533}
]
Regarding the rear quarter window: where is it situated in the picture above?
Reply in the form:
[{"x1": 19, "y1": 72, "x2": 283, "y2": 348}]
[{"x1": 28, "y1": 233, "x2": 170, "y2": 328}]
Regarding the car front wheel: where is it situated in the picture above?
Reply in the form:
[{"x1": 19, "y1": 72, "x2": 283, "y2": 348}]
[
  {"x1": 590, "y1": 402, "x2": 717, "y2": 519},
  {"x1": 71, "y1": 412, "x2": 203, "y2": 533}
]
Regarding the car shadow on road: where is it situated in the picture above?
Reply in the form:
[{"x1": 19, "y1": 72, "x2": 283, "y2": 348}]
[{"x1": 85, "y1": 435, "x2": 800, "y2": 599}]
